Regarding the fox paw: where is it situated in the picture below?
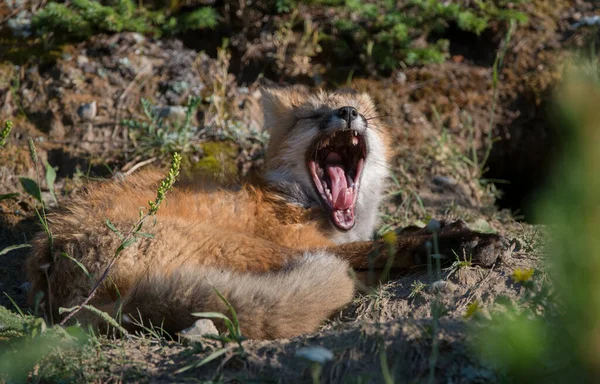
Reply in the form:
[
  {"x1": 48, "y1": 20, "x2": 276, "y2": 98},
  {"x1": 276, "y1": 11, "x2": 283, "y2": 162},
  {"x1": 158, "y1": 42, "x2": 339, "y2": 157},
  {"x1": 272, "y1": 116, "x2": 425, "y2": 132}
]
[
  {"x1": 453, "y1": 231, "x2": 510, "y2": 268},
  {"x1": 413, "y1": 219, "x2": 510, "y2": 268}
]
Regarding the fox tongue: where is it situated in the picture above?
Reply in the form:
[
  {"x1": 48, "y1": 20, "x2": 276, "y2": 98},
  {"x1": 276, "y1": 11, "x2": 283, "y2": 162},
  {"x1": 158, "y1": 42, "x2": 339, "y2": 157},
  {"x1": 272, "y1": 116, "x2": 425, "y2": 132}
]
[{"x1": 326, "y1": 164, "x2": 354, "y2": 210}]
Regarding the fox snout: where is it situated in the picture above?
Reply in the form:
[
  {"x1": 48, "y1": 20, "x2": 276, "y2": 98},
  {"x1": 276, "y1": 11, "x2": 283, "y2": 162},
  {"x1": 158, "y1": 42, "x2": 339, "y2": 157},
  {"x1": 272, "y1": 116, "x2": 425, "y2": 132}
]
[
  {"x1": 321, "y1": 106, "x2": 368, "y2": 134},
  {"x1": 337, "y1": 106, "x2": 359, "y2": 124}
]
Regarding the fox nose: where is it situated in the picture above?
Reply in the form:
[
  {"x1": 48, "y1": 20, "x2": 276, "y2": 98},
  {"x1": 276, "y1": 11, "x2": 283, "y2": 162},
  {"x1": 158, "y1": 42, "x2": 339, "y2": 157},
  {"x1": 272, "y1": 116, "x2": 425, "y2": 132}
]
[{"x1": 337, "y1": 106, "x2": 358, "y2": 123}]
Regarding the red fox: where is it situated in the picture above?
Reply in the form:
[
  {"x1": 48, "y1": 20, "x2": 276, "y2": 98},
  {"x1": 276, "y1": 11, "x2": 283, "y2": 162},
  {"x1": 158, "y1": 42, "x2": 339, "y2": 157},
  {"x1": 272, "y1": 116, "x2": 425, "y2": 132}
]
[{"x1": 27, "y1": 87, "x2": 506, "y2": 339}]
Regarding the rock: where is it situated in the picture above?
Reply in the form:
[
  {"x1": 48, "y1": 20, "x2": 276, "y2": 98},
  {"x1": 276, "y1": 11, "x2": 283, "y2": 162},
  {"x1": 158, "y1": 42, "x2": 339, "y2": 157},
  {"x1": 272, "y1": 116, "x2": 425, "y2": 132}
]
[
  {"x1": 153, "y1": 106, "x2": 187, "y2": 122},
  {"x1": 179, "y1": 319, "x2": 219, "y2": 343},
  {"x1": 396, "y1": 71, "x2": 407, "y2": 84},
  {"x1": 76, "y1": 55, "x2": 89, "y2": 67},
  {"x1": 7, "y1": 11, "x2": 32, "y2": 38},
  {"x1": 429, "y1": 280, "x2": 458, "y2": 294},
  {"x1": 130, "y1": 32, "x2": 145, "y2": 44},
  {"x1": 573, "y1": 15, "x2": 600, "y2": 28},
  {"x1": 77, "y1": 101, "x2": 97, "y2": 121},
  {"x1": 432, "y1": 175, "x2": 458, "y2": 188},
  {"x1": 296, "y1": 346, "x2": 334, "y2": 364}
]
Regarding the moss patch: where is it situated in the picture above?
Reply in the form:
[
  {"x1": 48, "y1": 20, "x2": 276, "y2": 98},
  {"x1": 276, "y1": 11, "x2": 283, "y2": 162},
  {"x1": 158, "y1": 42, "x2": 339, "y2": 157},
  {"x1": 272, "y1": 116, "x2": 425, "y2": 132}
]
[{"x1": 183, "y1": 141, "x2": 239, "y2": 179}]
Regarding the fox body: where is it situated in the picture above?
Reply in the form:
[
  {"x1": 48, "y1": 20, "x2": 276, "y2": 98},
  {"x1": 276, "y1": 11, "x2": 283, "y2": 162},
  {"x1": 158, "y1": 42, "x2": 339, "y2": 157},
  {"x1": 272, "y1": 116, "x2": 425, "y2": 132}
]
[{"x1": 27, "y1": 88, "x2": 504, "y2": 339}]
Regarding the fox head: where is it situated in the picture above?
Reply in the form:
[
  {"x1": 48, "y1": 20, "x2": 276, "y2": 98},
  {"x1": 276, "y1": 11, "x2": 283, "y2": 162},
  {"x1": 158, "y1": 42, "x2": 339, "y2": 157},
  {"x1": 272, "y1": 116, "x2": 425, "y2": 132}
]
[{"x1": 260, "y1": 87, "x2": 390, "y2": 242}]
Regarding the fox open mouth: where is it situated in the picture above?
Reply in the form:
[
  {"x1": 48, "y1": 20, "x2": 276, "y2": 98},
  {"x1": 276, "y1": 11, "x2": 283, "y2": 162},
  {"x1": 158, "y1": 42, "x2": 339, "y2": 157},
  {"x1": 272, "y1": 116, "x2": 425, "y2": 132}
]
[{"x1": 308, "y1": 130, "x2": 367, "y2": 230}]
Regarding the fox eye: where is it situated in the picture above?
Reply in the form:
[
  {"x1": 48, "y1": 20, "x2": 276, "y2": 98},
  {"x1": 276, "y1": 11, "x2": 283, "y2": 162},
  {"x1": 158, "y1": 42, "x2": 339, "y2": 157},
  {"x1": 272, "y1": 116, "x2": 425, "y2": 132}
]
[
  {"x1": 301, "y1": 109, "x2": 335, "y2": 120},
  {"x1": 301, "y1": 114, "x2": 322, "y2": 120},
  {"x1": 297, "y1": 112, "x2": 324, "y2": 120}
]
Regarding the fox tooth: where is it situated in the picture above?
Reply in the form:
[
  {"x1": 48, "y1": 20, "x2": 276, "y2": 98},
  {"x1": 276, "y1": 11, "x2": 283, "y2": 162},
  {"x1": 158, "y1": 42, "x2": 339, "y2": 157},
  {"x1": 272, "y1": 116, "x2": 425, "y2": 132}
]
[{"x1": 352, "y1": 136, "x2": 359, "y2": 145}]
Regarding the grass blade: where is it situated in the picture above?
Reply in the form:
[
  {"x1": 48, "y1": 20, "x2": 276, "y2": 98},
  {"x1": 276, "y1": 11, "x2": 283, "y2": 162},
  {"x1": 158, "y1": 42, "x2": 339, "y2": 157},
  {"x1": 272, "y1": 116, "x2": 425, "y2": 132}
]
[
  {"x1": 61, "y1": 252, "x2": 92, "y2": 282},
  {"x1": 105, "y1": 219, "x2": 123, "y2": 238},
  {"x1": 191, "y1": 311, "x2": 231, "y2": 321},
  {"x1": 19, "y1": 177, "x2": 42, "y2": 203},
  {"x1": 3, "y1": 292, "x2": 25, "y2": 316},
  {"x1": 212, "y1": 288, "x2": 241, "y2": 336},
  {"x1": 174, "y1": 346, "x2": 233, "y2": 374},
  {"x1": 44, "y1": 160, "x2": 58, "y2": 205},
  {"x1": 0, "y1": 243, "x2": 32, "y2": 256},
  {"x1": 0, "y1": 193, "x2": 19, "y2": 201}
]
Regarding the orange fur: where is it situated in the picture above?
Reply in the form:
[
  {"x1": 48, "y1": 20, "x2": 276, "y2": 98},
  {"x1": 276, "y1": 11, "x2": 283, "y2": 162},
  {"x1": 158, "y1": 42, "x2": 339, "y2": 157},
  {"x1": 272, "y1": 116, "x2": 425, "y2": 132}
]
[{"x1": 27, "y1": 87, "x2": 503, "y2": 339}]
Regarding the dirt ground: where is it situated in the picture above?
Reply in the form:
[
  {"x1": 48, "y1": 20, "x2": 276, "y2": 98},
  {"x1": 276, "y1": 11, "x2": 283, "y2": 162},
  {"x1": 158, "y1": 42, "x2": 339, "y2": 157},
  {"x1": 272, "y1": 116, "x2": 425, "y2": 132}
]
[{"x1": 0, "y1": 0, "x2": 597, "y2": 382}]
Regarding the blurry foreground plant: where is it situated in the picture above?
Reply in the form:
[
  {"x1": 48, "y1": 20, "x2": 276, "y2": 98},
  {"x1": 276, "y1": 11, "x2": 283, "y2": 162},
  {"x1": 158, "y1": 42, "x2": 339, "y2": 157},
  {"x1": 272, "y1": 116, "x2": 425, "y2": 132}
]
[
  {"x1": 476, "y1": 62, "x2": 600, "y2": 381},
  {"x1": 32, "y1": 0, "x2": 218, "y2": 41},
  {"x1": 0, "y1": 304, "x2": 88, "y2": 382}
]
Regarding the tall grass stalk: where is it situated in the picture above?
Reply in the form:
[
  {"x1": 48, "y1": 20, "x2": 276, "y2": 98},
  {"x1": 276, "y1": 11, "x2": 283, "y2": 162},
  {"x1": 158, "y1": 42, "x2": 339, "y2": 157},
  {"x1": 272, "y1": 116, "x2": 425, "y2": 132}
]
[
  {"x1": 426, "y1": 219, "x2": 442, "y2": 384},
  {"x1": 60, "y1": 153, "x2": 181, "y2": 325}
]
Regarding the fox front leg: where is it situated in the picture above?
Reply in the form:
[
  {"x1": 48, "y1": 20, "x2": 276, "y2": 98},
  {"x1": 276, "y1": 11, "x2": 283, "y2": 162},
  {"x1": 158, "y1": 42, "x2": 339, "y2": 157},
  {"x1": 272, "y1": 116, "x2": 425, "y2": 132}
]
[
  {"x1": 329, "y1": 220, "x2": 509, "y2": 272},
  {"x1": 410, "y1": 219, "x2": 510, "y2": 268}
]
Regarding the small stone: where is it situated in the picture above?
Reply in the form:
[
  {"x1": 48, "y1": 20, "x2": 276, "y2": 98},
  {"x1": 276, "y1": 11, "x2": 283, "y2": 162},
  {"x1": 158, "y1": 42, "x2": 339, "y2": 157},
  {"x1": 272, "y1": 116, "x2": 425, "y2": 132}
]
[
  {"x1": 76, "y1": 55, "x2": 89, "y2": 66},
  {"x1": 77, "y1": 101, "x2": 97, "y2": 121},
  {"x1": 573, "y1": 15, "x2": 600, "y2": 28},
  {"x1": 396, "y1": 71, "x2": 407, "y2": 84},
  {"x1": 118, "y1": 57, "x2": 131, "y2": 68},
  {"x1": 432, "y1": 175, "x2": 457, "y2": 188},
  {"x1": 426, "y1": 218, "x2": 441, "y2": 233},
  {"x1": 153, "y1": 106, "x2": 187, "y2": 121},
  {"x1": 429, "y1": 280, "x2": 457, "y2": 294},
  {"x1": 7, "y1": 11, "x2": 32, "y2": 38},
  {"x1": 179, "y1": 319, "x2": 219, "y2": 343},
  {"x1": 19, "y1": 282, "x2": 31, "y2": 293},
  {"x1": 130, "y1": 32, "x2": 145, "y2": 44},
  {"x1": 296, "y1": 346, "x2": 334, "y2": 364}
]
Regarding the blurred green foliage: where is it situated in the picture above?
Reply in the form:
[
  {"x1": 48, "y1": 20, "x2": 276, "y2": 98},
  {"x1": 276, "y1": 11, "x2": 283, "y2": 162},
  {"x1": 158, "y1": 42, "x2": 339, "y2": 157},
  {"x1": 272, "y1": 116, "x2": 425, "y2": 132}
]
[
  {"x1": 31, "y1": 0, "x2": 218, "y2": 41},
  {"x1": 0, "y1": 305, "x2": 88, "y2": 383},
  {"x1": 281, "y1": 0, "x2": 528, "y2": 70},
  {"x1": 26, "y1": 0, "x2": 528, "y2": 72},
  {"x1": 476, "y1": 61, "x2": 600, "y2": 382}
]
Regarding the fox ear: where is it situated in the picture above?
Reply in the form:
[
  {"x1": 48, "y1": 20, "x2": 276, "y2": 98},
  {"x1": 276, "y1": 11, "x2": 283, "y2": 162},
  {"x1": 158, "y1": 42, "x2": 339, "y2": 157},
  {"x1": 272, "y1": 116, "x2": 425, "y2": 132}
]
[{"x1": 260, "y1": 87, "x2": 308, "y2": 131}]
